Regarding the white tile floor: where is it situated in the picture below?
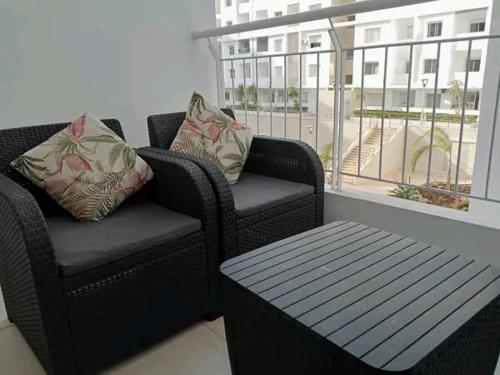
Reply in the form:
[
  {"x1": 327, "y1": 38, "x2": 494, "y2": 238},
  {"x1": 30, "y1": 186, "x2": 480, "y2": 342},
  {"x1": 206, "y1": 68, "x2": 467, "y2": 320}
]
[
  {"x1": 0, "y1": 317, "x2": 230, "y2": 375},
  {"x1": 0, "y1": 288, "x2": 498, "y2": 375}
]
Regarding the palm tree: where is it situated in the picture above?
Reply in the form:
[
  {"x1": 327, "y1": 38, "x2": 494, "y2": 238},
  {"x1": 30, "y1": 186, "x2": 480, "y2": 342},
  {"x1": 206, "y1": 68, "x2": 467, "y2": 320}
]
[
  {"x1": 410, "y1": 127, "x2": 453, "y2": 190},
  {"x1": 446, "y1": 80, "x2": 464, "y2": 114},
  {"x1": 236, "y1": 84, "x2": 245, "y2": 103},
  {"x1": 246, "y1": 84, "x2": 257, "y2": 106},
  {"x1": 287, "y1": 85, "x2": 300, "y2": 111},
  {"x1": 352, "y1": 87, "x2": 366, "y2": 110},
  {"x1": 319, "y1": 143, "x2": 333, "y2": 170}
]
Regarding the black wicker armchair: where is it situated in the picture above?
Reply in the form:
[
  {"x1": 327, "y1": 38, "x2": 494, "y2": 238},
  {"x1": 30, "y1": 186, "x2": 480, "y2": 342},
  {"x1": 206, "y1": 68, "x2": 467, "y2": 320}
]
[
  {"x1": 0, "y1": 120, "x2": 221, "y2": 374},
  {"x1": 146, "y1": 109, "x2": 324, "y2": 260}
]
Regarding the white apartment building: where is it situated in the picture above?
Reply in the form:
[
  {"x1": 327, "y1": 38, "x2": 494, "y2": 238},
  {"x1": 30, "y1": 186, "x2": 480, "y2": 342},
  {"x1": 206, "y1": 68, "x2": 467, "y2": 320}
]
[
  {"x1": 216, "y1": 0, "x2": 341, "y2": 113},
  {"x1": 352, "y1": 0, "x2": 492, "y2": 114},
  {"x1": 216, "y1": 0, "x2": 492, "y2": 115}
]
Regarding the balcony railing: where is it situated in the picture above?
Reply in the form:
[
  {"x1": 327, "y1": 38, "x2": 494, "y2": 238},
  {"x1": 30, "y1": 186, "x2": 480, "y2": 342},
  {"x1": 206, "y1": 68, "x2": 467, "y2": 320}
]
[{"x1": 195, "y1": 0, "x2": 500, "y2": 212}]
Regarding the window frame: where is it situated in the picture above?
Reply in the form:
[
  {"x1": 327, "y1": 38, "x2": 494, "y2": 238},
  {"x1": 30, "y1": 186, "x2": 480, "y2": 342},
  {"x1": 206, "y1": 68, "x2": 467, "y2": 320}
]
[
  {"x1": 238, "y1": 39, "x2": 250, "y2": 54},
  {"x1": 274, "y1": 38, "x2": 283, "y2": 52},
  {"x1": 308, "y1": 64, "x2": 318, "y2": 77},
  {"x1": 309, "y1": 35, "x2": 322, "y2": 49},
  {"x1": 256, "y1": 9, "x2": 268, "y2": 21},
  {"x1": 468, "y1": 58, "x2": 481, "y2": 72},
  {"x1": 365, "y1": 62, "x2": 379, "y2": 75},
  {"x1": 256, "y1": 36, "x2": 269, "y2": 52},
  {"x1": 364, "y1": 27, "x2": 381, "y2": 44},
  {"x1": 470, "y1": 21, "x2": 486, "y2": 33},
  {"x1": 427, "y1": 21, "x2": 443, "y2": 38},
  {"x1": 424, "y1": 59, "x2": 438, "y2": 74},
  {"x1": 257, "y1": 61, "x2": 270, "y2": 77}
]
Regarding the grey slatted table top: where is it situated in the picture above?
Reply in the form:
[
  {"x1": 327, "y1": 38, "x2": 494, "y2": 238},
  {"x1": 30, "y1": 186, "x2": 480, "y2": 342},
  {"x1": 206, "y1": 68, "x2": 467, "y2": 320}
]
[{"x1": 220, "y1": 221, "x2": 500, "y2": 372}]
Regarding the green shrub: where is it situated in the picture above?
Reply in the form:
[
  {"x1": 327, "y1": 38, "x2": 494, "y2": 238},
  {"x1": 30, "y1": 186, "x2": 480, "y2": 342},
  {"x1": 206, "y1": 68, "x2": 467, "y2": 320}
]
[
  {"x1": 389, "y1": 185, "x2": 422, "y2": 201},
  {"x1": 352, "y1": 109, "x2": 478, "y2": 124}
]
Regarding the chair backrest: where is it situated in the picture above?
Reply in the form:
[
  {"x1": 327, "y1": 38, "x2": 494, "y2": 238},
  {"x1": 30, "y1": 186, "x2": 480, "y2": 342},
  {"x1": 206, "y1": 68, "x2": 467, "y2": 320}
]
[
  {"x1": 147, "y1": 108, "x2": 235, "y2": 149},
  {"x1": 0, "y1": 119, "x2": 123, "y2": 217}
]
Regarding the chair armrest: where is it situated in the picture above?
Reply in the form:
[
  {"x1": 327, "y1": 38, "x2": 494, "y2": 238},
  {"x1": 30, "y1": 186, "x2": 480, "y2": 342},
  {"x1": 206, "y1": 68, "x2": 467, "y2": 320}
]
[
  {"x1": 137, "y1": 148, "x2": 218, "y2": 230},
  {"x1": 137, "y1": 149, "x2": 225, "y2": 315},
  {"x1": 244, "y1": 136, "x2": 324, "y2": 226},
  {"x1": 0, "y1": 174, "x2": 76, "y2": 374},
  {"x1": 139, "y1": 147, "x2": 238, "y2": 260},
  {"x1": 245, "y1": 136, "x2": 324, "y2": 189}
]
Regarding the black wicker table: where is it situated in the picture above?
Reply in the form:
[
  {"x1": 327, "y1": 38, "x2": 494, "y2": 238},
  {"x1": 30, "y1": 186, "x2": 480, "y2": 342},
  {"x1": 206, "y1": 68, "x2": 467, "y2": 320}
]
[{"x1": 220, "y1": 221, "x2": 500, "y2": 375}]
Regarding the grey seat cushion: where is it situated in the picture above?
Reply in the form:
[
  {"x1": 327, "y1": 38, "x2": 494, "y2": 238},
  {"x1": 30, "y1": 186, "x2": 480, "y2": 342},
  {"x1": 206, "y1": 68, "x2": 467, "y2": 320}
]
[
  {"x1": 231, "y1": 172, "x2": 315, "y2": 218},
  {"x1": 47, "y1": 198, "x2": 201, "y2": 276}
]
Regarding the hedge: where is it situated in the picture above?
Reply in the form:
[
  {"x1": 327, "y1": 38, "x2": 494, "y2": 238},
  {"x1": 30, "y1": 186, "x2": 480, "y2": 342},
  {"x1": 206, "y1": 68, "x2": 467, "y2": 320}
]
[
  {"x1": 233, "y1": 104, "x2": 308, "y2": 113},
  {"x1": 352, "y1": 109, "x2": 478, "y2": 123}
]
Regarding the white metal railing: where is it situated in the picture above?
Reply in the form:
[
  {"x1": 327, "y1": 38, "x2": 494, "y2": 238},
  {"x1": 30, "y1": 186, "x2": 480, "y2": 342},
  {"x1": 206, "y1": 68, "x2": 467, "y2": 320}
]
[{"x1": 195, "y1": 0, "x2": 500, "y2": 209}]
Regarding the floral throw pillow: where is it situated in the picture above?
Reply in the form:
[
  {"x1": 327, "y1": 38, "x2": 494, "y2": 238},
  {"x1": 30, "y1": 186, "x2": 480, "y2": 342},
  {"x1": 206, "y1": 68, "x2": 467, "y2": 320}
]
[
  {"x1": 11, "y1": 113, "x2": 154, "y2": 222},
  {"x1": 170, "y1": 92, "x2": 253, "y2": 184}
]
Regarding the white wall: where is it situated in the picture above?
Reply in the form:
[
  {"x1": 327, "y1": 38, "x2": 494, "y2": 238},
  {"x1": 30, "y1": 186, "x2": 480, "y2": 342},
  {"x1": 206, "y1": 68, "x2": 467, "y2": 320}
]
[
  {"x1": 325, "y1": 190, "x2": 500, "y2": 269},
  {"x1": 0, "y1": 0, "x2": 217, "y2": 146},
  {"x1": 470, "y1": 0, "x2": 500, "y2": 220}
]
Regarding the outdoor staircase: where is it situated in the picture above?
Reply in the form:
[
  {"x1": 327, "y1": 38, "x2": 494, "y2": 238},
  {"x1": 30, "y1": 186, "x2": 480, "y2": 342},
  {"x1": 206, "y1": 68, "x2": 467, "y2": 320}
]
[{"x1": 341, "y1": 127, "x2": 400, "y2": 181}]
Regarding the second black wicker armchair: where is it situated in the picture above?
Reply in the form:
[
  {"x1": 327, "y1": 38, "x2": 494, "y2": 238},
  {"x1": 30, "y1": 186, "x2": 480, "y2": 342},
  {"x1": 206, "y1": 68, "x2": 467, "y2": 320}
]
[{"x1": 147, "y1": 109, "x2": 324, "y2": 260}]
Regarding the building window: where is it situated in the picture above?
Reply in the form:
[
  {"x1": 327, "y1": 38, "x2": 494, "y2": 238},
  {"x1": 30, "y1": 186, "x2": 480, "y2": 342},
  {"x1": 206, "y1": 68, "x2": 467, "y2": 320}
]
[
  {"x1": 468, "y1": 59, "x2": 481, "y2": 72},
  {"x1": 257, "y1": 61, "x2": 269, "y2": 77},
  {"x1": 345, "y1": 75, "x2": 353, "y2": 85},
  {"x1": 400, "y1": 91, "x2": 416, "y2": 107},
  {"x1": 226, "y1": 21, "x2": 232, "y2": 26},
  {"x1": 346, "y1": 50, "x2": 354, "y2": 60},
  {"x1": 424, "y1": 59, "x2": 437, "y2": 74},
  {"x1": 287, "y1": 3, "x2": 299, "y2": 14},
  {"x1": 426, "y1": 93, "x2": 441, "y2": 108},
  {"x1": 274, "y1": 11, "x2": 283, "y2": 17},
  {"x1": 309, "y1": 3, "x2": 322, "y2": 11},
  {"x1": 228, "y1": 68, "x2": 235, "y2": 79},
  {"x1": 274, "y1": 39, "x2": 283, "y2": 52},
  {"x1": 241, "y1": 62, "x2": 251, "y2": 78},
  {"x1": 427, "y1": 22, "x2": 442, "y2": 37},
  {"x1": 229, "y1": 45, "x2": 235, "y2": 56},
  {"x1": 465, "y1": 92, "x2": 480, "y2": 110},
  {"x1": 365, "y1": 62, "x2": 379, "y2": 75},
  {"x1": 216, "y1": 19, "x2": 221, "y2": 28},
  {"x1": 405, "y1": 61, "x2": 411, "y2": 74},
  {"x1": 347, "y1": 15, "x2": 356, "y2": 21},
  {"x1": 225, "y1": 90, "x2": 230, "y2": 101},
  {"x1": 407, "y1": 25, "x2": 414, "y2": 39},
  {"x1": 275, "y1": 66, "x2": 283, "y2": 78},
  {"x1": 308, "y1": 64, "x2": 318, "y2": 77},
  {"x1": 275, "y1": 89, "x2": 284, "y2": 103},
  {"x1": 238, "y1": 13, "x2": 249, "y2": 24},
  {"x1": 256, "y1": 10, "x2": 268, "y2": 20},
  {"x1": 226, "y1": 0, "x2": 232, "y2": 6},
  {"x1": 301, "y1": 91, "x2": 309, "y2": 103},
  {"x1": 309, "y1": 35, "x2": 322, "y2": 48},
  {"x1": 365, "y1": 27, "x2": 381, "y2": 44},
  {"x1": 257, "y1": 37, "x2": 269, "y2": 52},
  {"x1": 215, "y1": 0, "x2": 221, "y2": 14},
  {"x1": 238, "y1": 39, "x2": 250, "y2": 54},
  {"x1": 470, "y1": 22, "x2": 486, "y2": 33}
]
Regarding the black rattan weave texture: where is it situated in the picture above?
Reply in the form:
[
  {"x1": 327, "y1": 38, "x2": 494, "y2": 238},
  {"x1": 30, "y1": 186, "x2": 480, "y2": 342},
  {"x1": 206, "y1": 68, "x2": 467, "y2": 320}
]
[
  {"x1": 146, "y1": 108, "x2": 324, "y2": 261},
  {"x1": 0, "y1": 120, "x2": 219, "y2": 374}
]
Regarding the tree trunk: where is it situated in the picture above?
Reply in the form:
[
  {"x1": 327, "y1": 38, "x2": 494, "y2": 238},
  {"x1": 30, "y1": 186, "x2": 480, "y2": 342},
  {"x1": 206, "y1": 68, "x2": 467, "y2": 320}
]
[{"x1": 446, "y1": 153, "x2": 452, "y2": 191}]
